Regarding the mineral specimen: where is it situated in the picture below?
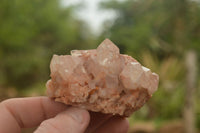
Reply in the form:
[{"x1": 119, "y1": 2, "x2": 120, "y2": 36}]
[{"x1": 46, "y1": 39, "x2": 159, "y2": 116}]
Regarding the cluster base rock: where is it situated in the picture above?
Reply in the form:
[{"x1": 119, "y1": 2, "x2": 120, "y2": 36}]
[{"x1": 46, "y1": 39, "x2": 159, "y2": 116}]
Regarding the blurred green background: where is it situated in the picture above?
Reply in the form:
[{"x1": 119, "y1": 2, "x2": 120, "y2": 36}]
[{"x1": 0, "y1": 0, "x2": 200, "y2": 133}]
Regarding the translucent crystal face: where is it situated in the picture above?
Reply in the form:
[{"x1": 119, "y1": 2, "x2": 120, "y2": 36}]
[
  {"x1": 119, "y1": 62, "x2": 144, "y2": 90},
  {"x1": 50, "y1": 55, "x2": 81, "y2": 81},
  {"x1": 97, "y1": 39, "x2": 122, "y2": 75}
]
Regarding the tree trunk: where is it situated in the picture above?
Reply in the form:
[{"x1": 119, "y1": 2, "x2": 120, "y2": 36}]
[{"x1": 183, "y1": 50, "x2": 197, "y2": 133}]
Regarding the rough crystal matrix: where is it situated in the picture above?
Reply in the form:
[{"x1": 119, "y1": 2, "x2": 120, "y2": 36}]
[{"x1": 46, "y1": 39, "x2": 159, "y2": 116}]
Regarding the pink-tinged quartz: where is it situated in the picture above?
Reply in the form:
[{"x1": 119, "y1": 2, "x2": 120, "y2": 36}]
[{"x1": 46, "y1": 39, "x2": 159, "y2": 116}]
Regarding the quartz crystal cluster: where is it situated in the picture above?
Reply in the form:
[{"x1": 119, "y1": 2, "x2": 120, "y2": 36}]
[{"x1": 46, "y1": 39, "x2": 159, "y2": 116}]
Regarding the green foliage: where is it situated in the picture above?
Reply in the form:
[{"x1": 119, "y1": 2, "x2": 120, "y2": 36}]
[
  {"x1": 0, "y1": 0, "x2": 91, "y2": 89},
  {"x1": 100, "y1": 0, "x2": 200, "y2": 58}
]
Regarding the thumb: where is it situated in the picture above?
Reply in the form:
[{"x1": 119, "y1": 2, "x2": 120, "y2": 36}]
[{"x1": 34, "y1": 107, "x2": 90, "y2": 133}]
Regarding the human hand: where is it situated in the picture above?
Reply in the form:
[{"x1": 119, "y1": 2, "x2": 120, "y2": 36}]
[{"x1": 0, "y1": 97, "x2": 129, "y2": 133}]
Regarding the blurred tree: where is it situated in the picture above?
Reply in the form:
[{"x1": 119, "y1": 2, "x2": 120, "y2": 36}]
[
  {"x1": 184, "y1": 50, "x2": 197, "y2": 133},
  {"x1": 0, "y1": 0, "x2": 91, "y2": 90}
]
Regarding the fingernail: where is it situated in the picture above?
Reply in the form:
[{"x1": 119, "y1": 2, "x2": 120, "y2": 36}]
[{"x1": 67, "y1": 107, "x2": 87, "y2": 124}]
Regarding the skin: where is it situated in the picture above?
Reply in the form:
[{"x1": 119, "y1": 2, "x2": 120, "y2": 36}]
[{"x1": 0, "y1": 97, "x2": 129, "y2": 133}]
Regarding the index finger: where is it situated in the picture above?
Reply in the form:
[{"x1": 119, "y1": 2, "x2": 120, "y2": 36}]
[{"x1": 0, "y1": 96, "x2": 68, "y2": 133}]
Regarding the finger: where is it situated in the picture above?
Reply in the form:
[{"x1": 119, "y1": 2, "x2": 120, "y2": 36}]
[
  {"x1": 94, "y1": 116, "x2": 129, "y2": 133},
  {"x1": 34, "y1": 107, "x2": 90, "y2": 133},
  {"x1": 85, "y1": 112, "x2": 112, "y2": 133},
  {"x1": 0, "y1": 97, "x2": 68, "y2": 133}
]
